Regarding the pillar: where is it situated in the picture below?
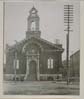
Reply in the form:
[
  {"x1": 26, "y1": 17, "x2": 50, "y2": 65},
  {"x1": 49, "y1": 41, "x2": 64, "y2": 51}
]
[
  {"x1": 24, "y1": 56, "x2": 29, "y2": 80},
  {"x1": 37, "y1": 55, "x2": 40, "y2": 80}
]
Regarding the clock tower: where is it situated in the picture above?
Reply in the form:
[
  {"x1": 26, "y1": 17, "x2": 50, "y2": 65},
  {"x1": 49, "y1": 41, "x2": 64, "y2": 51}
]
[{"x1": 26, "y1": 6, "x2": 41, "y2": 39}]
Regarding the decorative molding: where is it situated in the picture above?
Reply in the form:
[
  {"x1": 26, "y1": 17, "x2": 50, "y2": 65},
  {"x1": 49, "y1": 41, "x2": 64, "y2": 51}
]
[
  {"x1": 24, "y1": 54, "x2": 40, "y2": 80},
  {"x1": 44, "y1": 49, "x2": 63, "y2": 52},
  {"x1": 40, "y1": 74, "x2": 62, "y2": 77},
  {"x1": 22, "y1": 40, "x2": 43, "y2": 53}
]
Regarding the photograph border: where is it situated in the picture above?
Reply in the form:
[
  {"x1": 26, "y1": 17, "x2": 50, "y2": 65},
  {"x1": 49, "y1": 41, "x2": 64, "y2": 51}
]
[{"x1": 0, "y1": 0, "x2": 84, "y2": 98}]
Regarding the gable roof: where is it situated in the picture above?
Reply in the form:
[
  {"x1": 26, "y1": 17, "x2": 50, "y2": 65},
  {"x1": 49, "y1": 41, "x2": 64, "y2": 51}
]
[
  {"x1": 7, "y1": 36, "x2": 64, "y2": 52},
  {"x1": 27, "y1": 37, "x2": 64, "y2": 52},
  {"x1": 35, "y1": 37, "x2": 63, "y2": 49}
]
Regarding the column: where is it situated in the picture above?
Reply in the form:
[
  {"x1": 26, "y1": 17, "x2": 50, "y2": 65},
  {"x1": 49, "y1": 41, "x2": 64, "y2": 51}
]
[
  {"x1": 13, "y1": 59, "x2": 16, "y2": 80},
  {"x1": 24, "y1": 56, "x2": 29, "y2": 80},
  {"x1": 14, "y1": 52, "x2": 17, "y2": 80},
  {"x1": 37, "y1": 55, "x2": 40, "y2": 80}
]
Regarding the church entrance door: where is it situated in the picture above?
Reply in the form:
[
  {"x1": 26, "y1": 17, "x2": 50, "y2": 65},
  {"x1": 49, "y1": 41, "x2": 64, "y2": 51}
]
[{"x1": 29, "y1": 60, "x2": 37, "y2": 81}]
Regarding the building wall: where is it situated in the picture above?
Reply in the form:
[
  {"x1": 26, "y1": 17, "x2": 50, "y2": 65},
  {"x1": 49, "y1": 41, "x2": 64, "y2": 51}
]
[
  {"x1": 40, "y1": 51, "x2": 62, "y2": 74},
  {"x1": 70, "y1": 50, "x2": 80, "y2": 78},
  {"x1": 5, "y1": 38, "x2": 63, "y2": 80}
]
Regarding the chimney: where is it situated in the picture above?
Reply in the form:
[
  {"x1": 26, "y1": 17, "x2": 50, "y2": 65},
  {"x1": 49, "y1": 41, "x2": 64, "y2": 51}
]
[
  {"x1": 54, "y1": 39, "x2": 62, "y2": 48},
  {"x1": 55, "y1": 39, "x2": 60, "y2": 44}
]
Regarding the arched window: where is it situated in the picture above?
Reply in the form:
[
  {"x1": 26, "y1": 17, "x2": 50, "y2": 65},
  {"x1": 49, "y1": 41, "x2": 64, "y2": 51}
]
[
  {"x1": 13, "y1": 52, "x2": 19, "y2": 70},
  {"x1": 14, "y1": 59, "x2": 19, "y2": 70},
  {"x1": 31, "y1": 21, "x2": 36, "y2": 31},
  {"x1": 16, "y1": 59, "x2": 19, "y2": 69},
  {"x1": 48, "y1": 57, "x2": 53, "y2": 69},
  {"x1": 51, "y1": 59, "x2": 53, "y2": 69},
  {"x1": 48, "y1": 59, "x2": 50, "y2": 69}
]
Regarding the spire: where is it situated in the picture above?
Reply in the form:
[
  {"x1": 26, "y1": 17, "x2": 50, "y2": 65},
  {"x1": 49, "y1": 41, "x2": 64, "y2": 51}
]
[{"x1": 29, "y1": 6, "x2": 38, "y2": 14}]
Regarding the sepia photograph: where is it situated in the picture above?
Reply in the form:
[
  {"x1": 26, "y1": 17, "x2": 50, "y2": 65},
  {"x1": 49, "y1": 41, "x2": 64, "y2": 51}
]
[{"x1": 3, "y1": 0, "x2": 80, "y2": 95}]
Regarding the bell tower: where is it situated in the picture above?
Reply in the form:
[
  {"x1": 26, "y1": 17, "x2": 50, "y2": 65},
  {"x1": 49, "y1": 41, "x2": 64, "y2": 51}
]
[{"x1": 26, "y1": 6, "x2": 41, "y2": 39}]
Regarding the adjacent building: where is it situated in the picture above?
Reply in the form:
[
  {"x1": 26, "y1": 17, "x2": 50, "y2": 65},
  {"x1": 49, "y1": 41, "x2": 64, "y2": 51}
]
[
  {"x1": 70, "y1": 50, "x2": 80, "y2": 78},
  {"x1": 62, "y1": 50, "x2": 80, "y2": 82}
]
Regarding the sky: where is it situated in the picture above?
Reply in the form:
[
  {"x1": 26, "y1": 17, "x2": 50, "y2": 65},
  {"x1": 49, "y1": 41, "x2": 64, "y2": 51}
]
[{"x1": 4, "y1": 1, "x2": 80, "y2": 60}]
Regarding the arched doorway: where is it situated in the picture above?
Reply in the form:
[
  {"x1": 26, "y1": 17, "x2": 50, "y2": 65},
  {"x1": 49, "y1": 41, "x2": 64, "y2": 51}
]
[
  {"x1": 23, "y1": 42, "x2": 42, "y2": 80},
  {"x1": 29, "y1": 60, "x2": 37, "y2": 80}
]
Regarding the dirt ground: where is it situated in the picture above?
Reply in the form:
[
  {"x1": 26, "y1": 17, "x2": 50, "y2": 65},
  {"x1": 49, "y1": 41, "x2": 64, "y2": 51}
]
[{"x1": 3, "y1": 81, "x2": 80, "y2": 95}]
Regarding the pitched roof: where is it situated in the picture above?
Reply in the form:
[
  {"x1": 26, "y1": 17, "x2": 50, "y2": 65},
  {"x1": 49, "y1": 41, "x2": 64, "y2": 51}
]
[
  {"x1": 7, "y1": 36, "x2": 64, "y2": 52},
  {"x1": 31, "y1": 37, "x2": 64, "y2": 50}
]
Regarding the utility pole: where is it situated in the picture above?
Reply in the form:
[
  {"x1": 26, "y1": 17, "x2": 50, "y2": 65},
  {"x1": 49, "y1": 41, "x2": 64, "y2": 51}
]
[{"x1": 64, "y1": 4, "x2": 74, "y2": 85}]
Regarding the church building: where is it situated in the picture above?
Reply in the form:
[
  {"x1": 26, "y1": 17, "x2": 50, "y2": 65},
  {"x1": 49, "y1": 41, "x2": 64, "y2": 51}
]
[{"x1": 5, "y1": 7, "x2": 64, "y2": 81}]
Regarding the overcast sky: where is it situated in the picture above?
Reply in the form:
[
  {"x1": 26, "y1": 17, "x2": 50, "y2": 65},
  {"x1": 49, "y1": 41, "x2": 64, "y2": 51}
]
[{"x1": 4, "y1": 1, "x2": 80, "y2": 60}]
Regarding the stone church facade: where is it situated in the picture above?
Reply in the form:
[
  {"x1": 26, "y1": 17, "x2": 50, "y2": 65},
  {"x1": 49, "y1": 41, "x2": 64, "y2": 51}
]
[{"x1": 4, "y1": 7, "x2": 64, "y2": 81}]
